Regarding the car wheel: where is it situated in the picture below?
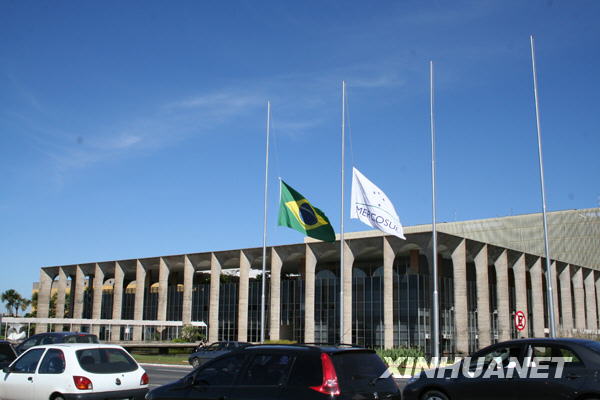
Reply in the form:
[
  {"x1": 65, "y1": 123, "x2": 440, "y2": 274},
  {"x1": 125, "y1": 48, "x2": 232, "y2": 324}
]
[
  {"x1": 191, "y1": 357, "x2": 201, "y2": 368},
  {"x1": 52, "y1": 395, "x2": 65, "y2": 400},
  {"x1": 421, "y1": 390, "x2": 449, "y2": 400}
]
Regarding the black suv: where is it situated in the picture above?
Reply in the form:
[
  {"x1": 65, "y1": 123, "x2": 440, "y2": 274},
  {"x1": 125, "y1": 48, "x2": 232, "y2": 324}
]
[
  {"x1": 149, "y1": 344, "x2": 401, "y2": 400},
  {"x1": 15, "y1": 332, "x2": 98, "y2": 354},
  {"x1": 0, "y1": 341, "x2": 17, "y2": 369}
]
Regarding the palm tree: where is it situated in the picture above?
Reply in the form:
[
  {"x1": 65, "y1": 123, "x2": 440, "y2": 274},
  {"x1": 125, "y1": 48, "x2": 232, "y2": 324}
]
[
  {"x1": 1, "y1": 289, "x2": 30, "y2": 316},
  {"x1": 18, "y1": 297, "x2": 31, "y2": 316}
]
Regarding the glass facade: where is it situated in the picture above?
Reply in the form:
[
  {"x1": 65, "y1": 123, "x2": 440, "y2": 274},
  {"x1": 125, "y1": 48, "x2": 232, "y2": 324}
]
[
  {"x1": 122, "y1": 286, "x2": 135, "y2": 320},
  {"x1": 352, "y1": 265, "x2": 384, "y2": 348},
  {"x1": 218, "y1": 278, "x2": 238, "y2": 341},
  {"x1": 393, "y1": 256, "x2": 429, "y2": 350},
  {"x1": 280, "y1": 276, "x2": 304, "y2": 343},
  {"x1": 248, "y1": 276, "x2": 269, "y2": 343},
  {"x1": 191, "y1": 283, "x2": 210, "y2": 323},
  {"x1": 143, "y1": 286, "x2": 158, "y2": 321},
  {"x1": 166, "y1": 285, "x2": 183, "y2": 321},
  {"x1": 101, "y1": 289, "x2": 113, "y2": 319},
  {"x1": 315, "y1": 269, "x2": 339, "y2": 344}
]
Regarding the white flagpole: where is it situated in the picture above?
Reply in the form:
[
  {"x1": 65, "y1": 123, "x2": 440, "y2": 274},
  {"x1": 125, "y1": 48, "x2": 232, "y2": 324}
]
[
  {"x1": 430, "y1": 61, "x2": 440, "y2": 361},
  {"x1": 260, "y1": 101, "x2": 271, "y2": 343},
  {"x1": 340, "y1": 80, "x2": 346, "y2": 344},
  {"x1": 530, "y1": 35, "x2": 557, "y2": 338}
]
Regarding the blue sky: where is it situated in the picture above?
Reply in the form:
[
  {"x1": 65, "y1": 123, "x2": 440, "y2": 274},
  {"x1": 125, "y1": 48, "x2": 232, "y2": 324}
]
[{"x1": 1, "y1": 1, "x2": 599, "y2": 301}]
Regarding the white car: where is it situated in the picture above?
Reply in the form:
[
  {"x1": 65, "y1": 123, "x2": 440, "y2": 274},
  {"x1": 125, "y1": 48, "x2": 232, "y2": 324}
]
[{"x1": 0, "y1": 343, "x2": 148, "y2": 400}]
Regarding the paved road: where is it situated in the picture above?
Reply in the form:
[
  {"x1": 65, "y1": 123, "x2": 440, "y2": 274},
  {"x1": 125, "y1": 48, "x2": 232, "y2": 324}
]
[
  {"x1": 143, "y1": 364, "x2": 193, "y2": 389},
  {"x1": 143, "y1": 364, "x2": 408, "y2": 392}
]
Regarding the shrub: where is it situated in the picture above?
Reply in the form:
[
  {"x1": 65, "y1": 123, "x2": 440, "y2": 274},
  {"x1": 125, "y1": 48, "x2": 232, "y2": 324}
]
[
  {"x1": 180, "y1": 325, "x2": 206, "y2": 342},
  {"x1": 375, "y1": 347, "x2": 425, "y2": 366}
]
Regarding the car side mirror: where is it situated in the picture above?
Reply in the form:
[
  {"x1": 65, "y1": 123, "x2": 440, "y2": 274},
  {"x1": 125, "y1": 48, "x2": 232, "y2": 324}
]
[{"x1": 2, "y1": 367, "x2": 10, "y2": 373}]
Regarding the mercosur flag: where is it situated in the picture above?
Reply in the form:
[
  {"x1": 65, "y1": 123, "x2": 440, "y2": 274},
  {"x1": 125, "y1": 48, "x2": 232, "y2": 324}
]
[
  {"x1": 350, "y1": 167, "x2": 405, "y2": 239},
  {"x1": 278, "y1": 180, "x2": 336, "y2": 242}
]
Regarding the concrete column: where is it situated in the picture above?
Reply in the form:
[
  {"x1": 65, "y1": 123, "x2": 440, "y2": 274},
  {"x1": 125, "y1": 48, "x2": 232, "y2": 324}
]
[
  {"x1": 111, "y1": 261, "x2": 125, "y2": 341},
  {"x1": 513, "y1": 254, "x2": 528, "y2": 338},
  {"x1": 157, "y1": 258, "x2": 170, "y2": 322},
  {"x1": 91, "y1": 263, "x2": 105, "y2": 336},
  {"x1": 182, "y1": 256, "x2": 194, "y2": 325},
  {"x1": 208, "y1": 253, "x2": 221, "y2": 343},
  {"x1": 584, "y1": 269, "x2": 598, "y2": 331},
  {"x1": 342, "y1": 240, "x2": 354, "y2": 344},
  {"x1": 558, "y1": 264, "x2": 574, "y2": 334},
  {"x1": 474, "y1": 245, "x2": 491, "y2": 348},
  {"x1": 270, "y1": 248, "x2": 283, "y2": 341},
  {"x1": 383, "y1": 238, "x2": 395, "y2": 349},
  {"x1": 133, "y1": 260, "x2": 146, "y2": 341},
  {"x1": 573, "y1": 266, "x2": 586, "y2": 331},
  {"x1": 495, "y1": 250, "x2": 511, "y2": 342},
  {"x1": 530, "y1": 259, "x2": 545, "y2": 337},
  {"x1": 35, "y1": 269, "x2": 54, "y2": 333},
  {"x1": 596, "y1": 272, "x2": 600, "y2": 331},
  {"x1": 304, "y1": 245, "x2": 317, "y2": 343},
  {"x1": 452, "y1": 239, "x2": 469, "y2": 355},
  {"x1": 549, "y1": 261, "x2": 560, "y2": 333},
  {"x1": 237, "y1": 251, "x2": 250, "y2": 342},
  {"x1": 71, "y1": 265, "x2": 85, "y2": 332},
  {"x1": 54, "y1": 267, "x2": 68, "y2": 331}
]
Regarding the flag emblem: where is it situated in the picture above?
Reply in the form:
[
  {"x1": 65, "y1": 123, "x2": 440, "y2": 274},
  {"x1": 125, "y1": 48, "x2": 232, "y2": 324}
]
[
  {"x1": 350, "y1": 167, "x2": 405, "y2": 239},
  {"x1": 278, "y1": 180, "x2": 336, "y2": 242}
]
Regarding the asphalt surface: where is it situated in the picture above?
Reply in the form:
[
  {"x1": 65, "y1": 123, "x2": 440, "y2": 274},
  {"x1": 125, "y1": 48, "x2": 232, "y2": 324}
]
[
  {"x1": 142, "y1": 364, "x2": 409, "y2": 391},
  {"x1": 143, "y1": 364, "x2": 193, "y2": 389}
]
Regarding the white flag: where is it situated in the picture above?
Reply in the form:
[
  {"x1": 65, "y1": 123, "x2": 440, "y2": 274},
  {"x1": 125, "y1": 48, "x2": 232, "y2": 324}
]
[{"x1": 350, "y1": 167, "x2": 405, "y2": 239}]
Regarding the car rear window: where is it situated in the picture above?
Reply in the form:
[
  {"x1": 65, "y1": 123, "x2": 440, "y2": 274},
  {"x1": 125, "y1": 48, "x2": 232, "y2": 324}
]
[
  {"x1": 64, "y1": 335, "x2": 99, "y2": 344},
  {"x1": 76, "y1": 348, "x2": 138, "y2": 373},
  {"x1": 332, "y1": 351, "x2": 389, "y2": 390},
  {"x1": 287, "y1": 354, "x2": 322, "y2": 387}
]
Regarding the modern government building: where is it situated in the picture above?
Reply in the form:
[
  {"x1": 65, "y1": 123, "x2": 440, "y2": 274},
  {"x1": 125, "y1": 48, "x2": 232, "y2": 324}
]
[{"x1": 29, "y1": 207, "x2": 600, "y2": 355}]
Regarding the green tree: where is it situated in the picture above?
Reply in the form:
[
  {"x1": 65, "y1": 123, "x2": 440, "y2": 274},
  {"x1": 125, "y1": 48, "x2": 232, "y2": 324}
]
[{"x1": 1, "y1": 289, "x2": 30, "y2": 317}]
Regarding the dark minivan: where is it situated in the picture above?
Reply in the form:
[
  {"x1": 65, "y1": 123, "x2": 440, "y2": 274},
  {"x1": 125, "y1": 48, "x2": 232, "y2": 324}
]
[
  {"x1": 15, "y1": 332, "x2": 98, "y2": 354},
  {"x1": 149, "y1": 344, "x2": 401, "y2": 400}
]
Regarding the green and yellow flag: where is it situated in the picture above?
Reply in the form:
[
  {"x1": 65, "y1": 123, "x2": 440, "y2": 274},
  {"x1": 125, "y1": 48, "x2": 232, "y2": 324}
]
[{"x1": 278, "y1": 180, "x2": 336, "y2": 242}]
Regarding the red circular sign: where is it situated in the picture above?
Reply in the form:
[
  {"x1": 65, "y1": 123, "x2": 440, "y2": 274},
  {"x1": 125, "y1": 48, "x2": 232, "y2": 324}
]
[{"x1": 515, "y1": 310, "x2": 527, "y2": 332}]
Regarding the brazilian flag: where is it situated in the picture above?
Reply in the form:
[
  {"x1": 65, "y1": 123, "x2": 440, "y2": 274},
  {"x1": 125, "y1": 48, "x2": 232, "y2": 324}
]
[{"x1": 278, "y1": 180, "x2": 336, "y2": 242}]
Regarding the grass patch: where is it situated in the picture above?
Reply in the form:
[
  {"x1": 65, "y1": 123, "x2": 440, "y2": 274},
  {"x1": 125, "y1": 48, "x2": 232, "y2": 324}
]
[{"x1": 131, "y1": 353, "x2": 190, "y2": 365}]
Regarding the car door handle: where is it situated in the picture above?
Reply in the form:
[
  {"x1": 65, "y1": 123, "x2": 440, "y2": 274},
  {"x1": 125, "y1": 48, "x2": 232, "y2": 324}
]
[{"x1": 27, "y1": 377, "x2": 33, "y2": 382}]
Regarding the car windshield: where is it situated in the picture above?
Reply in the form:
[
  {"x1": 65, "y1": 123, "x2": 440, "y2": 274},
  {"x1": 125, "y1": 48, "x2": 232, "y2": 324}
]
[{"x1": 76, "y1": 348, "x2": 138, "y2": 373}]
